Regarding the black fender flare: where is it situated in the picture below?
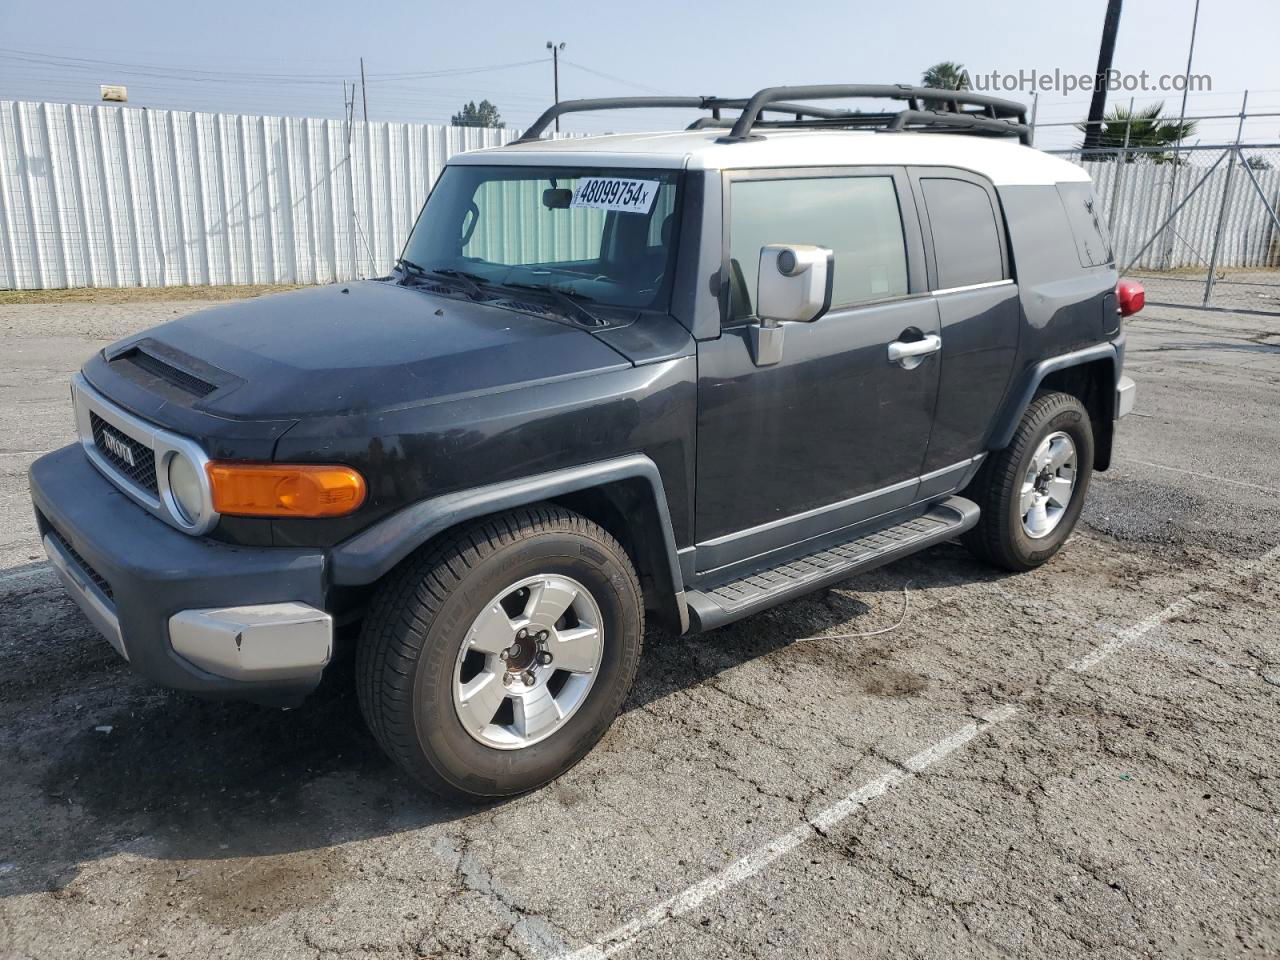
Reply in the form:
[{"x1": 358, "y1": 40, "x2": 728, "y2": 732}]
[
  {"x1": 987, "y1": 340, "x2": 1121, "y2": 451},
  {"x1": 329, "y1": 454, "x2": 688, "y2": 628}
]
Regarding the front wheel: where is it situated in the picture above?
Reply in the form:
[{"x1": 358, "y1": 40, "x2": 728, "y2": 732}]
[
  {"x1": 963, "y1": 391, "x2": 1094, "y2": 571},
  {"x1": 356, "y1": 505, "x2": 644, "y2": 800}
]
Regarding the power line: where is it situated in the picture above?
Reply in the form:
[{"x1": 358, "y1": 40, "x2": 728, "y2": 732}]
[
  {"x1": 558, "y1": 59, "x2": 673, "y2": 96},
  {"x1": 0, "y1": 47, "x2": 549, "y2": 86}
]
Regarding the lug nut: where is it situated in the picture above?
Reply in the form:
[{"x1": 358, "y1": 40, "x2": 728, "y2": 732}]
[
  {"x1": 522, "y1": 670, "x2": 536, "y2": 686},
  {"x1": 537, "y1": 651, "x2": 553, "y2": 665},
  {"x1": 517, "y1": 628, "x2": 528, "y2": 640},
  {"x1": 502, "y1": 674, "x2": 513, "y2": 687},
  {"x1": 500, "y1": 647, "x2": 511, "y2": 661}
]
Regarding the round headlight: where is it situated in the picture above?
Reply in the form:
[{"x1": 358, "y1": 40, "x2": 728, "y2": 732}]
[{"x1": 167, "y1": 452, "x2": 205, "y2": 526}]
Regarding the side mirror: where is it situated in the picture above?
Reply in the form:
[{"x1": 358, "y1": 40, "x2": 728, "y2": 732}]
[
  {"x1": 757, "y1": 244, "x2": 834, "y2": 324},
  {"x1": 748, "y1": 244, "x2": 834, "y2": 367}
]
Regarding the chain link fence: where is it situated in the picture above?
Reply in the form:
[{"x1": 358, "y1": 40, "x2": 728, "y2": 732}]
[{"x1": 1047, "y1": 142, "x2": 1280, "y2": 315}]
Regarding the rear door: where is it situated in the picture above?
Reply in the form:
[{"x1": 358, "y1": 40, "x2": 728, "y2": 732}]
[
  {"x1": 694, "y1": 167, "x2": 940, "y2": 572},
  {"x1": 908, "y1": 169, "x2": 1021, "y2": 484}
]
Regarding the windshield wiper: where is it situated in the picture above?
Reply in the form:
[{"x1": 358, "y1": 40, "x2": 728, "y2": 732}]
[
  {"x1": 428, "y1": 268, "x2": 489, "y2": 299},
  {"x1": 396, "y1": 259, "x2": 487, "y2": 300},
  {"x1": 499, "y1": 281, "x2": 605, "y2": 327}
]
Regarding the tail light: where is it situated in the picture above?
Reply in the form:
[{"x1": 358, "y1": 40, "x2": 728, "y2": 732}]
[{"x1": 1117, "y1": 279, "x2": 1145, "y2": 317}]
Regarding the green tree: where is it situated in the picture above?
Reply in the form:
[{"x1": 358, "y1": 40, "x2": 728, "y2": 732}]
[
  {"x1": 1075, "y1": 102, "x2": 1197, "y2": 161},
  {"x1": 451, "y1": 99, "x2": 504, "y2": 128},
  {"x1": 921, "y1": 62, "x2": 969, "y2": 90}
]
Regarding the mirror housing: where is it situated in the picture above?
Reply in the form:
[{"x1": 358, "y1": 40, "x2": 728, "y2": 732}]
[
  {"x1": 542, "y1": 188, "x2": 573, "y2": 209},
  {"x1": 756, "y1": 244, "x2": 834, "y2": 324}
]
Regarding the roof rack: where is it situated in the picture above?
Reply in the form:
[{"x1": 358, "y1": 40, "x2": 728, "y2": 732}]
[{"x1": 513, "y1": 84, "x2": 1031, "y2": 146}]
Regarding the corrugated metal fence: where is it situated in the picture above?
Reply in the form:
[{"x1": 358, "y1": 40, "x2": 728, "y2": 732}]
[
  {"x1": 3, "y1": 100, "x2": 1278, "y2": 291},
  {"x1": 0, "y1": 99, "x2": 526, "y2": 289},
  {"x1": 1060, "y1": 149, "x2": 1280, "y2": 271}
]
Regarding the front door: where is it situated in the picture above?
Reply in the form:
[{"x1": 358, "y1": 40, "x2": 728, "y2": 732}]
[{"x1": 694, "y1": 168, "x2": 940, "y2": 574}]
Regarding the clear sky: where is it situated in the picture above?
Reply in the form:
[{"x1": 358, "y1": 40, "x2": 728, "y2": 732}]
[{"x1": 2, "y1": 0, "x2": 1277, "y2": 149}]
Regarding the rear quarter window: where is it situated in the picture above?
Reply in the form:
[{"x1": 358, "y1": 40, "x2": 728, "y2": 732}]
[
  {"x1": 920, "y1": 177, "x2": 1006, "y2": 289},
  {"x1": 1057, "y1": 182, "x2": 1114, "y2": 268}
]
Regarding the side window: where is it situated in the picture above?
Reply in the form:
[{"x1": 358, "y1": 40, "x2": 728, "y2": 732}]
[
  {"x1": 1056, "y1": 182, "x2": 1114, "y2": 268},
  {"x1": 728, "y1": 175, "x2": 909, "y2": 320},
  {"x1": 920, "y1": 177, "x2": 1005, "y2": 289}
]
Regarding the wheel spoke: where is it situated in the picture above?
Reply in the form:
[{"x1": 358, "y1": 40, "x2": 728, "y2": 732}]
[
  {"x1": 524, "y1": 577, "x2": 578, "y2": 630},
  {"x1": 1025, "y1": 499, "x2": 1050, "y2": 536},
  {"x1": 1046, "y1": 476, "x2": 1074, "y2": 508},
  {"x1": 512, "y1": 683, "x2": 562, "y2": 740},
  {"x1": 1019, "y1": 481, "x2": 1037, "y2": 516},
  {"x1": 457, "y1": 671, "x2": 506, "y2": 735},
  {"x1": 550, "y1": 624, "x2": 601, "y2": 674},
  {"x1": 468, "y1": 601, "x2": 517, "y2": 654},
  {"x1": 1048, "y1": 436, "x2": 1075, "y2": 471}
]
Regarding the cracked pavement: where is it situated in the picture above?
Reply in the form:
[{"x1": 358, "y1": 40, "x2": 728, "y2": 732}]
[{"x1": 1, "y1": 295, "x2": 1277, "y2": 959}]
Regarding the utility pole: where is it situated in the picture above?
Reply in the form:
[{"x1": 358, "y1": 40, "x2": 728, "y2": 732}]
[
  {"x1": 546, "y1": 41, "x2": 565, "y2": 132},
  {"x1": 1082, "y1": 0, "x2": 1123, "y2": 152},
  {"x1": 360, "y1": 56, "x2": 368, "y2": 122}
]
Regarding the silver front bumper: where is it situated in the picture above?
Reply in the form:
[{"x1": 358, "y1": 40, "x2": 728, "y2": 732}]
[
  {"x1": 169, "y1": 603, "x2": 332, "y2": 681},
  {"x1": 43, "y1": 533, "x2": 128, "y2": 661},
  {"x1": 1116, "y1": 376, "x2": 1136, "y2": 418}
]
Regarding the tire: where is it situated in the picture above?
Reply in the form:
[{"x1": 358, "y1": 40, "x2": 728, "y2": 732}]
[
  {"x1": 356, "y1": 504, "x2": 644, "y2": 801},
  {"x1": 963, "y1": 391, "x2": 1094, "y2": 572}
]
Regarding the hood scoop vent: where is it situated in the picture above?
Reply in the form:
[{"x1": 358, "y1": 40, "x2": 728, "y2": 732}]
[{"x1": 108, "y1": 338, "x2": 239, "y2": 400}]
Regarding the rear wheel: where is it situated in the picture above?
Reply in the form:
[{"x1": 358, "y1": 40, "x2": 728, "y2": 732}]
[
  {"x1": 356, "y1": 505, "x2": 643, "y2": 800},
  {"x1": 963, "y1": 391, "x2": 1094, "y2": 571}
]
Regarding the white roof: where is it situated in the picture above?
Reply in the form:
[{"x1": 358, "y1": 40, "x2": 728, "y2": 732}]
[{"x1": 450, "y1": 129, "x2": 1089, "y2": 187}]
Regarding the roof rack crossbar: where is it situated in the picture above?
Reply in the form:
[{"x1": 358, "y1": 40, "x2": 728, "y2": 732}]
[{"x1": 884, "y1": 109, "x2": 1031, "y2": 142}]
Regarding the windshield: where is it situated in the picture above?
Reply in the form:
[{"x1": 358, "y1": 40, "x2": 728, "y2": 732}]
[{"x1": 400, "y1": 164, "x2": 682, "y2": 311}]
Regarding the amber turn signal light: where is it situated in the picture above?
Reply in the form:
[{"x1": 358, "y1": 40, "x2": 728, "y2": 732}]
[{"x1": 207, "y1": 462, "x2": 367, "y2": 518}]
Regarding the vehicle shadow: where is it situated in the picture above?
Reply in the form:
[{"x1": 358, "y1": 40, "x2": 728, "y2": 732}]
[{"x1": 0, "y1": 542, "x2": 1009, "y2": 898}]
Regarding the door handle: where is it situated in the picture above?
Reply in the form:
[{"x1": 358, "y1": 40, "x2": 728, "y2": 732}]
[{"x1": 887, "y1": 334, "x2": 941, "y2": 367}]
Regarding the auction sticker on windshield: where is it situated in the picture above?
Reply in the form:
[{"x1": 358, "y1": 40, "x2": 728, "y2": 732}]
[{"x1": 571, "y1": 178, "x2": 660, "y2": 214}]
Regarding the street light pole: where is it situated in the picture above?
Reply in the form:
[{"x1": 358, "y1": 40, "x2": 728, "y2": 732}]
[{"x1": 547, "y1": 41, "x2": 565, "y2": 132}]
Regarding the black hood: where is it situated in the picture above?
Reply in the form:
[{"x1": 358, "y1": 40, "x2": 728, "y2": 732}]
[{"x1": 104, "y1": 281, "x2": 631, "y2": 420}]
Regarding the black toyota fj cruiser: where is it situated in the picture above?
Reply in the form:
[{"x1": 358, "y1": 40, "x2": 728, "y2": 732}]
[{"x1": 30, "y1": 85, "x2": 1142, "y2": 799}]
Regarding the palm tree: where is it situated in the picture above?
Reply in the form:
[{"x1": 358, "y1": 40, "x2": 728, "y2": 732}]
[
  {"x1": 1075, "y1": 102, "x2": 1197, "y2": 162},
  {"x1": 921, "y1": 62, "x2": 969, "y2": 90}
]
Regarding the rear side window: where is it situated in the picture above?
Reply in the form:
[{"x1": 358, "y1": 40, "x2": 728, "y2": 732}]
[
  {"x1": 729, "y1": 175, "x2": 909, "y2": 319},
  {"x1": 920, "y1": 177, "x2": 1005, "y2": 289},
  {"x1": 1057, "y1": 182, "x2": 1114, "y2": 267}
]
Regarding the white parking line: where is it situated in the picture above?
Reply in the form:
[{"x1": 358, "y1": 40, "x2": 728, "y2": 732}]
[
  {"x1": 1125, "y1": 458, "x2": 1280, "y2": 496},
  {"x1": 555, "y1": 542, "x2": 1280, "y2": 960}
]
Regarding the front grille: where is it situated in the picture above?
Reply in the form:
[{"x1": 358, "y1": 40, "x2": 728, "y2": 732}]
[
  {"x1": 89, "y1": 412, "x2": 159, "y2": 495},
  {"x1": 48, "y1": 528, "x2": 114, "y2": 602},
  {"x1": 119, "y1": 348, "x2": 216, "y2": 397}
]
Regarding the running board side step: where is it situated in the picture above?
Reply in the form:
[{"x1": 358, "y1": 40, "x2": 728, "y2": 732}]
[{"x1": 683, "y1": 496, "x2": 979, "y2": 633}]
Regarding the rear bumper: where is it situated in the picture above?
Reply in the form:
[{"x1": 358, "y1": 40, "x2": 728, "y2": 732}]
[
  {"x1": 30, "y1": 444, "x2": 331, "y2": 705},
  {"x1": 1116, "y1": 376, "x2": 1136, "y2": 418}
]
